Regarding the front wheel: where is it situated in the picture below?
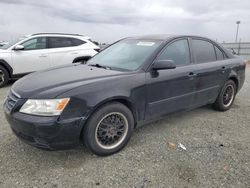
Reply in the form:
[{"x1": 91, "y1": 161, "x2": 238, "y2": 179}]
[
  {"x1": 83, "y1": 102, "x2": 134, "y2": 156},
  {"x1": 0, "y1": 65, "x2": 9, "y2": 88},
  {"x1": 213, "y1": 80, "x2": 236, "y2": 111}
]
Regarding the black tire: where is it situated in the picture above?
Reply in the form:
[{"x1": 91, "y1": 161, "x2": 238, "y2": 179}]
[
  {"x1": 0, "y1": 65, "x2": 9, "y2": 88},
  {"x1": 213, "y1": 80, "x2": 236, "y2": 111},
  {"x1": 83, "y1": 102, "x2": 134, "y2": 156}
]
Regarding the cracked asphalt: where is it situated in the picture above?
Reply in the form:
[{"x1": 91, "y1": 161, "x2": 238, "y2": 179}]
[{"x1": 0, "y1": 66, "x2": 249, "y2": 188}]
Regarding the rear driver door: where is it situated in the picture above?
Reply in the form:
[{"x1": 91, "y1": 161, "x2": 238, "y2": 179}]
[{"x1": 189, "y1": 38, "x2": 229, "y2": 107}]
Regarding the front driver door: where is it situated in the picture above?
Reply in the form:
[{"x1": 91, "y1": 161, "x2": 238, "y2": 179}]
[
  {"x1": 145, "y1": 39, "x2": 196, "y2": 119},
  {"x1": 11, "y1": 37, "x2": 50, "y2": 74}
]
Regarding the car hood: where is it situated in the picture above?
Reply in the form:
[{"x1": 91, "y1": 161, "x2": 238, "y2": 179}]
[{"x1": 12, "y1": 64, "x2": 130, "y2": 99}]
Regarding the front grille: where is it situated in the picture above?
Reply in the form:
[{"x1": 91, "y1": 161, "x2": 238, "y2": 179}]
[{"x1": 5, "y1": 90, "x2": 20, "y2": 112}]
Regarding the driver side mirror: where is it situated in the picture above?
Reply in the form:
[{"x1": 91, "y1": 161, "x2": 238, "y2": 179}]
[
  {"x1": 14, "y1": 45, "x2": 24, "y2": 50},
  {"x1": 152, "y1": 60, "x2": 176, "y2": 70}
]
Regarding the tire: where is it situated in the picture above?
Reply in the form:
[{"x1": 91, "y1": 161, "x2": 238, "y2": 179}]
[
  {"x1": 0, "y1": 65, "x2": 9, "y2": 88},
  {"x1": 83, "y1": 102, "x2": 134, "y2": 156},
  {"x1": 213, "y1": 80, "x2": 236, "y2": 111}
]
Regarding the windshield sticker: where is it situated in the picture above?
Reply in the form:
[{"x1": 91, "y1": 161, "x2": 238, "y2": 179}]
[{"x1": 137, "y1": 42, "x2": 155, "y2": 46}]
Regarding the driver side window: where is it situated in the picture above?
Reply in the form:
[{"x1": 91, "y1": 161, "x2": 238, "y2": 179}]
[
  {"x1": 21, "y1": 37, "x2": 47, "y2": 50},
  {"x1": 157, "y1": 39, "x2": 190, "y2": 66}
]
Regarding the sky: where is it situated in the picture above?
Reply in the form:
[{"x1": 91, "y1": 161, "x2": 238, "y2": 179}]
[{"x1": 0, "y1": 0, "x2": 249, "y2": 43}]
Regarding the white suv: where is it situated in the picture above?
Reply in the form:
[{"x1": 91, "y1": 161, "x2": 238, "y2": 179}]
[{"x1": 0, "y1": 33, "x2": 100, "y2": 87}]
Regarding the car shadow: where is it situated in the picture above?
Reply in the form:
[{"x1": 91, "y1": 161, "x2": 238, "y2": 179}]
[{"x1": 1, "y1": 102, "x2": 238, "y2": 174}]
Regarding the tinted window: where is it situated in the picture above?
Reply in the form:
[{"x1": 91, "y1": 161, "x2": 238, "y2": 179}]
[
  {"x1": 157, "y1": 39, "x2": 190, "y2": 66},
  {"x1": 21, "y1": 37, "x2": 46, "y2": 50},
  {"x1": 71, "y1": 38, "x2": 85, "y2": 46},
  {"x1": 192, "y1": 39, "x2": 216, "y2": 63},
  {"x1": 215, "y1": 46, "x2": 224, "y2": 60},
  {"x1": 48, "y1": 37, "x2": 85, "y2": 48}
]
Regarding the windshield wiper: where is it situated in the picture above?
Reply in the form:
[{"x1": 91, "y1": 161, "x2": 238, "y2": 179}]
[{"x1": 88, "y1": 63, "x2": 112, "y2": 70}]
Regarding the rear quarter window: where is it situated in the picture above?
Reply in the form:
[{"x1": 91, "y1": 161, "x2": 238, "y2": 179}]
[
  {"x1": 70, "y1": 38, "x2": 86, "y2": 46},
  {"x1": 214, "y1": 46, "x2": 224, "y2": 60}
]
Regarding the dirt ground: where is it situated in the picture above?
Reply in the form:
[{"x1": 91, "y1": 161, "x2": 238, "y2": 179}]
[{"x1": 0, "y1": 66, "x2": 249, "y2": 188}]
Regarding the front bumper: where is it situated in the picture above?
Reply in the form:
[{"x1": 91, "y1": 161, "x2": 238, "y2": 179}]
[{"x1": 4, "y1": 111, "x2": 86, "y2": 150}]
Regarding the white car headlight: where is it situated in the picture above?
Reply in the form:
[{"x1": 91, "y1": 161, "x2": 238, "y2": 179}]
[{"x1": 20, "y1": 98, "x2": 70, "y2": 116}]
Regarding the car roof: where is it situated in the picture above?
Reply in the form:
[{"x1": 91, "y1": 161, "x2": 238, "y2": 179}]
[
  {"x1": 26, "y1": 33, "x2": 91, "y2": 39},
  {"x1": 127, "y1": 34, "x2": 209, "y2": 41},
  {"x1": 125, "y1": 34, "x2": 234, "y2": 58}
]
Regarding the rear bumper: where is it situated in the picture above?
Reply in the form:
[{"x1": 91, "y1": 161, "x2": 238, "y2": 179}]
[{"x1": 4, "y1": 111, "x2": 86, "y2": 150}]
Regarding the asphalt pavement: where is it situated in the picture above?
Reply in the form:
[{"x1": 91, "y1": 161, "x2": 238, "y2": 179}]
[{"x1": 0, "y1": 66, "x2": 249, "y2": 188}]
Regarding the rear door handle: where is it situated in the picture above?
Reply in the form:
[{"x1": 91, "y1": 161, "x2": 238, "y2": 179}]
[
  {"x1": 188, "y1": 72, "x2": 197, "y2": 80},
  {"x1": 39, "y1": 54, "x2": 48, "y2": 57},
  {"x1": 188, "y1": 72, "x2": 197, "y2": 77},
  {"x1": 221, "y1": 66, "x2": 226, "y2": 73}
]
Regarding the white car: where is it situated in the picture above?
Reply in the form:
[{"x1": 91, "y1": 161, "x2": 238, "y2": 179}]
[{"x1": 0, "y1": 33, "x2": 100, "y2": 87}]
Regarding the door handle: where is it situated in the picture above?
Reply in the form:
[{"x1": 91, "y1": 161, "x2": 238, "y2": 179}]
[
  {"x1": 188, "y1": 72, "x2": 197, "y2": 77},
  {"x1": 39, "y1": 54, "x2": 48, "y2": 57},
  {"x1": 71, "y1": 52, "x2": 79, "y2": 55},
  {"x1": 188, "y1": 72, "x2": 197, "y2": 80},
  {"x1": 221, "y1": 66, "x2": 226, "y2": 73}
]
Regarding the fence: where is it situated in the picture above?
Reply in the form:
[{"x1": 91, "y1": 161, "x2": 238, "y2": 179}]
[{"x1": 222, "y1": 42, "x2": 250, "y2": 60}]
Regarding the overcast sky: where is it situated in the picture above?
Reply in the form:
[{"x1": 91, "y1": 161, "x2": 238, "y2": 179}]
[{"x1": 0, "y1": 0, "x2": 249, "y2": 43}]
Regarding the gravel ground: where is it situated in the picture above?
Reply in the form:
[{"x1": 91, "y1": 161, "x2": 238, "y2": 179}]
[{"x1": 0, "y1": 67, "x2": 249, "y2": 188}]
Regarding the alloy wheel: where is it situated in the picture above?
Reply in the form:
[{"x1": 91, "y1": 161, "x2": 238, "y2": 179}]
[
  {"x1": 0, "y1": 70, "x2": 5, "y2": 85},
  {"x1": 222, "y1": 84, "x2": 234, "y2": 107},
  {"x1": 95, "y1": 112, "x2": 128, "y2": 150}
]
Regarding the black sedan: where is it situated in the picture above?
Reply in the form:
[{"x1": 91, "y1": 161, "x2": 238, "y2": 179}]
[{"x1": 4, "y1": 35, "x2": 246, "y2": 156}]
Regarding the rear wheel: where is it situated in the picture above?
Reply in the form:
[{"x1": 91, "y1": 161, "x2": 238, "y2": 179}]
[
  {"x1": 83, "y1": 102, "x2": 134, "y2": 156},
  {"x1": 213, "y1": 80, "x2": 236, "y2": 111},
  {"x1": 0, "y1": 65, "x2": 9, "y2": 88}
]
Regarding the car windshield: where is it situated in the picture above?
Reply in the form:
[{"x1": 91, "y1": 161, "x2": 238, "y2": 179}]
[
  {"x1": 0, "y1": 37, "x2": 27, "y2": 49},
  {"x1": 88, "y1": 39, "x2": 162, "y2": 71}
]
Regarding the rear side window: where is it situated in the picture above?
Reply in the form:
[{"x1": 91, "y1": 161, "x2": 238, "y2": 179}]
[
  {"x1": 157, "y1": 39, "x2": 190, "y2": 66},
  {"x1": 48, "y1": 37, "x2": 85, "y2": 48},
  {"x1": 214, "y1": 46, "x2": 224, "y2": 60},
  {"x1": 192, "y1": 39, "x2": 216, "y2": 63}
]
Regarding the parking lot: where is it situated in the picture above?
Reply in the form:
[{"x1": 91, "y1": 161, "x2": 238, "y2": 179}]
[{"x1": 0, "y1": 66, "x2": 249, "y2": 188}]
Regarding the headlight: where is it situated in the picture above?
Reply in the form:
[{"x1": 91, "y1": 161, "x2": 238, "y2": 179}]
[{"x1": 20, "y1": 98, "x2": 70, "y2": 116}]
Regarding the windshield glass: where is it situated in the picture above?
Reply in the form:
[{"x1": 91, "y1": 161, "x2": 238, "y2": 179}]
[
  {"x1": 88, "y1": 39, "x2": 162, "y2": 71},
  {"x1": 0, "y1": 37, "x2": 27, "y2": 49}
]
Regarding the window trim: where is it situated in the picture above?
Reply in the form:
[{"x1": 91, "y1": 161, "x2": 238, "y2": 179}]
[
  {"x1": 19, "y1": 37, "x2": 48, "y2": 51},
  {"x1": 153, "y1": 37, "x2": 192, "y2": 68}
]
